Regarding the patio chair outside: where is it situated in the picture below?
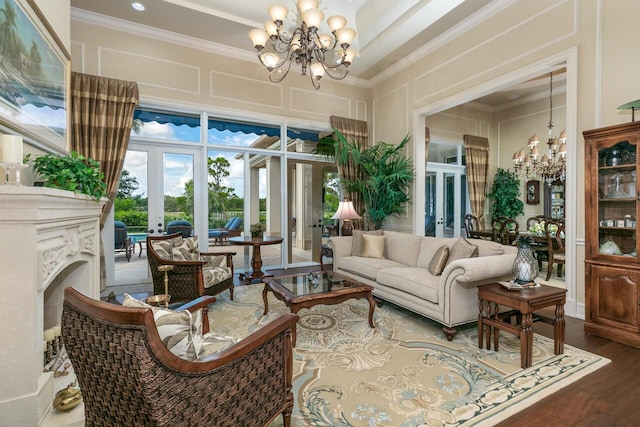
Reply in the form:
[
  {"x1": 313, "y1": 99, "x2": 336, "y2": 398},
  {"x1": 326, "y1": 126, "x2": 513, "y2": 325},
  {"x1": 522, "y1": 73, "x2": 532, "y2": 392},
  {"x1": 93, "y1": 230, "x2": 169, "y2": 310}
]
[
  {"x1": 209, "y1": 217, "x2": 242, "y2": 245},
  {"x1": 114, "y1": 220, "x2": 134, "y2": 262},
  {"x1": 166, "y1": 220, "x2": 192, "y2": 238}
]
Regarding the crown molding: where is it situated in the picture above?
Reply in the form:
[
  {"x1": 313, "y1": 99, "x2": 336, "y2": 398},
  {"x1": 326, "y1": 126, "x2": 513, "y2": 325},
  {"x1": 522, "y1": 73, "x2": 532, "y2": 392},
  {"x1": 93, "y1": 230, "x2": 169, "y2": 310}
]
[
  {"x1": 71, "y1": 8, "x2": 255, "y2": 61},
  {"x1": 368, "y1": 0, "x2": 517, "y2": 87},
  {"x1": 70, "y1": 8, "x2": 369, "y2": 89}
]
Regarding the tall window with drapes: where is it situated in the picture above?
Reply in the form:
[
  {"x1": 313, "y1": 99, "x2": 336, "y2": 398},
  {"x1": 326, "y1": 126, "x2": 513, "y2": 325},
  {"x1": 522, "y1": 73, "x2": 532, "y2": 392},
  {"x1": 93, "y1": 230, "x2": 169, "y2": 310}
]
[
  {"x1": 70, "y1": 72, "x2": 139, "y2": 289},
  {"x1": 330, "y1": 115, "x2": 368, "y2": 230},
  {"x1": 463, "y1": 134, "x2": 490, "y2": 228}
]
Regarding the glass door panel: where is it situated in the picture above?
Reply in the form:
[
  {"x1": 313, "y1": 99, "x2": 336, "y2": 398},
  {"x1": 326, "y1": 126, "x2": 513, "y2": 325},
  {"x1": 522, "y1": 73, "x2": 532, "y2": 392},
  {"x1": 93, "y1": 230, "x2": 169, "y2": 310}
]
[
  {"x1": 114, "y1": 149, "x2": 149, "y2": 283},
  {"x1": 111, "y1": 143, "x2": 200, "y2": 287},
  {"x1": 426, "y1": 165, "x2": 466, "y2": 238},
  {"x1": 162, "y1": 152, "x2": 195, "y2": 235},
  {"x1": 285, "y1": 158, "x2": 336, "y2": 266},
  {"x1": 247, "y1": 152, "x2": 282, "y2": 271}
]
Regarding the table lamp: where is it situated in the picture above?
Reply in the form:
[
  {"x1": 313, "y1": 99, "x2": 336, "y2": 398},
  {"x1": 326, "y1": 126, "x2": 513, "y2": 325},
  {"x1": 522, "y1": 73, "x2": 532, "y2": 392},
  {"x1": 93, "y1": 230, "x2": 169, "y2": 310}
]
[{"x1": 330, "y1": 199, "x2": 362, "y2": 236}]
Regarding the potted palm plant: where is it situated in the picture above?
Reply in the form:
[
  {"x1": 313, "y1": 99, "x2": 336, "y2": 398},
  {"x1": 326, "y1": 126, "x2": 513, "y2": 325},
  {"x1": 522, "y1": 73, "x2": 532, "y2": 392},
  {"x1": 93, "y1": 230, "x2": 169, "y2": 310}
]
[{"x1": 315, "y1": 130, "x2": 415, "y2": 230}]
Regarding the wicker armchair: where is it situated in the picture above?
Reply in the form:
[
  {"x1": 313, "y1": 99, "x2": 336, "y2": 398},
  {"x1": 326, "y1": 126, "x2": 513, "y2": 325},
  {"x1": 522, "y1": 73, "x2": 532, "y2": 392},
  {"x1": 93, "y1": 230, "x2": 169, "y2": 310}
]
[
  {"x1": 147, "y1": 233, "x2": 235, "y2": 303},
  {"x1": 62, "y1": 287, "x2": 298, "y2": 427}
]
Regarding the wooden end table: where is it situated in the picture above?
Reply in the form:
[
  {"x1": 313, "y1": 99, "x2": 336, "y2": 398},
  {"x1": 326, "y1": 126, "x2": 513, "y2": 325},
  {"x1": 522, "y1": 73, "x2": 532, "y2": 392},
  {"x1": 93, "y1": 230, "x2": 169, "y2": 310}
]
[
  {"x1": 229, "y1": 235, "x2": 283, "y2": 284},
  {"x1": 263, "y1": 271, "x2": 375, "y2": 346},
  {"x1": 320, "y1": 244, "x2": 333, "y2": 270},
  {"x1": 478, "y1": 283, "x2": 567, "y2": 369}
]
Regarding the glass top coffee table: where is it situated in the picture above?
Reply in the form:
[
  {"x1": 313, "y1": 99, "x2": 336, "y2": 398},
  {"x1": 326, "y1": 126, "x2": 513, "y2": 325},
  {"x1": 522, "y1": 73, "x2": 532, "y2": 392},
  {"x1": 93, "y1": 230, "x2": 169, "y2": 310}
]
[{"x1": 263, "y1": 271, "x2": 376, "y2": 345}]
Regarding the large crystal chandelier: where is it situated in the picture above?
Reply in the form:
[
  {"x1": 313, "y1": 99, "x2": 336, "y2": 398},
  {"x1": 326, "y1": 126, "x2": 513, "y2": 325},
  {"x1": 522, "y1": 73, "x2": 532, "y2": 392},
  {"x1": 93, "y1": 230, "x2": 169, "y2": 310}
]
[
  {"x1": 248, "y1": 0, "x2": 356, "y2": 90},
  {"x1": 512, "y1": 72, "x2": 567, "y2": 186}
]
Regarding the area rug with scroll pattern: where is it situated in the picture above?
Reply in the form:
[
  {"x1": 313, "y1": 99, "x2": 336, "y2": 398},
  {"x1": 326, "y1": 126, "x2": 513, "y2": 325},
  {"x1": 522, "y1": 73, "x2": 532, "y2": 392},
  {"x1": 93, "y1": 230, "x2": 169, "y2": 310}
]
[{"x1": 206, "y1": 284, "x2": 609, "y2": 427}]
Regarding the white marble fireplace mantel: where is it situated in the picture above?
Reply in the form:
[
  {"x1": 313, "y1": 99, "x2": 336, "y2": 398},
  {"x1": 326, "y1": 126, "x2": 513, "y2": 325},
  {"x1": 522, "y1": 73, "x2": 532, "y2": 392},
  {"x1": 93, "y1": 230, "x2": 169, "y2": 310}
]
[{"x1": 0, "y1": 186, "x2": 104, "y2": 426}]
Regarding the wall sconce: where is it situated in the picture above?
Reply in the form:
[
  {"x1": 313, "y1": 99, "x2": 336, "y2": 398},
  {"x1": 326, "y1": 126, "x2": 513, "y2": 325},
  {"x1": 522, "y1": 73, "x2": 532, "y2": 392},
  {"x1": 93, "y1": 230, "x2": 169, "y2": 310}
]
[{"x1": 330, "y1": 199, "x2": 361, "y2": 236}]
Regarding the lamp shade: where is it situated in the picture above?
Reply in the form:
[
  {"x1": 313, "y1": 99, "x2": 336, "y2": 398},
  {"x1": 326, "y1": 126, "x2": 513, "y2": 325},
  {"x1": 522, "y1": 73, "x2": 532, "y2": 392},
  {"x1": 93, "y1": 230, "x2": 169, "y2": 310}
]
[{"x1": 331, "y1": 200, "x2": 361, "y2": 220}]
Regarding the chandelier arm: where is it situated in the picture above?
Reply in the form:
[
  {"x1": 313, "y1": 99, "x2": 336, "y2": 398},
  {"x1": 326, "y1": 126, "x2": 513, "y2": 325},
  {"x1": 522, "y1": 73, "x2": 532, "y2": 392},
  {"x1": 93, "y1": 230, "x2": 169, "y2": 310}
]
[
  {"x1": 323, "y1": 66, "x2": 349, "y2": 80},
  {"x1": 310, "y1": 73, "x2": 320, "y2": 90},
  {"x1": 267, "y1": 53, "x2": 295, "y2": 84},
  {"x1": 257, "y1": 51, "x2": 290, "y2": 73}
]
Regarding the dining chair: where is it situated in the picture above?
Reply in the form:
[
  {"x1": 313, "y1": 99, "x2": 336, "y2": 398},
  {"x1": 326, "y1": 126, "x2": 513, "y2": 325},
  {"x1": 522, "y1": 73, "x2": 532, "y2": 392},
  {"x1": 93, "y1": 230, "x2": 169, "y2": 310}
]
[
  {"x1": 545, "y1": 219, "x2": 566, "y2": 280},
  {"x1": 491, "y1": 217, "x2": 504, "y2": 243},
  {"x1": 526, "y1": 215, "x2": 549, "y2": 269},
  {"x1": 463, "y1": 214, "x2": 481, "y2": 239},
  {"x1": 500, "y1": 218, "x2": 520, "y2": 245}
]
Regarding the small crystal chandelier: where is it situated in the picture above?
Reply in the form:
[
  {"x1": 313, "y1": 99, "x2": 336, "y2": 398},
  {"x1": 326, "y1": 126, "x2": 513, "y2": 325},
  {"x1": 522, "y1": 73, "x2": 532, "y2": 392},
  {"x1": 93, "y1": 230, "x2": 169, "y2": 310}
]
[
  {"x1": 248, "y1": 0, "x2": 356, "y2": 90},
  {"x1": 512, "y1": 72, "x2": 567, "y2": 186}
]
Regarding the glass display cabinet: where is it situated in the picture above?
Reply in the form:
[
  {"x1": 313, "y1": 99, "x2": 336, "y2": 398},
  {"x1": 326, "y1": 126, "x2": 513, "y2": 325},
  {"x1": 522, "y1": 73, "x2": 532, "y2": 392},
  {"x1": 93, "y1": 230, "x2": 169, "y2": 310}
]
[
  {"x1": 544, "y1": 180, "x2": 565, "y2": 219},
  {"x1": 583, "y1": 121, "x2": 640, "y2": 349}
]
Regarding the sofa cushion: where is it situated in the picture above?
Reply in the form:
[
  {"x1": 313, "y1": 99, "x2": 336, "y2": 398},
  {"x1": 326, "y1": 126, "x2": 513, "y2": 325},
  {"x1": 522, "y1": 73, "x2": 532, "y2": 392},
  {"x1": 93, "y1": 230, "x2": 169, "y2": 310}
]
[
  {"x1": 337, "y1": 256, "x2": 407, "y2": 281},
  {"x1": 447, "y1": 237, "x2": 479, "y2": 265},
  {"x1": 428, "y1": 245, "x2": 450, "y2": 276},
  {"x1": 376, "y1": 267, "x2": 439, "y2": 303},
  {"x1": 351, "y1": 229, "x2": 384, "y2": 256},
  {"x1": 474, "y1": 239, "x2": 507, "y2": 257},
  {"x1": 384, "y1": 231, "x2": 422, "y2": 267},
  {"x1": 361, "y1": 234, "x2": 385, "y2": 258},
  {"x1": 416, "y1": 237, "x2": 455, "y2": 269}
]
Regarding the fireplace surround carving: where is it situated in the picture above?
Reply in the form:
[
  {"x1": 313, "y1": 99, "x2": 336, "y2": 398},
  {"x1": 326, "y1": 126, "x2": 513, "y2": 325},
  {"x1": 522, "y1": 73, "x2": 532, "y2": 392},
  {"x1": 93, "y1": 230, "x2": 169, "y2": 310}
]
[{"x1": 0, "y1": 186, "x2": 103, "y2": 426}]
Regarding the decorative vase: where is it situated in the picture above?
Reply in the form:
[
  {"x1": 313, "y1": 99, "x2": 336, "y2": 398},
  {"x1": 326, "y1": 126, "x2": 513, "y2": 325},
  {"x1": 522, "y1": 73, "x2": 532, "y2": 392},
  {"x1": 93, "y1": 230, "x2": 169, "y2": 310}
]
[
  {"x1": 512, "y1": 237, "x2": 539, "y2": 284},
  {"x1": 251, "y1": 231, "x2": 263, "y2": 238}
]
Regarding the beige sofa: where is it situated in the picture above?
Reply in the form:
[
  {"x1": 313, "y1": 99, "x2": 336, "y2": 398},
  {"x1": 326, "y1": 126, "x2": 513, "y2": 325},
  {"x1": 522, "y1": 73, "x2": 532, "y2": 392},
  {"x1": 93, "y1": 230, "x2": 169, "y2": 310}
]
[{"x1": 328, "y1": 231, "x2": 517, "y2": 340}]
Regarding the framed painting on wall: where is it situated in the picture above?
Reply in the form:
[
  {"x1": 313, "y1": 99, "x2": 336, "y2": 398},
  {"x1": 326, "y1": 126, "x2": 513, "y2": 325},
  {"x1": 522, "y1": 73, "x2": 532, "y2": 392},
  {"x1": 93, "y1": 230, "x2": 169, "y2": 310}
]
[{"x1": 0, "y1": 0, "x2": 71, "y2": 151}]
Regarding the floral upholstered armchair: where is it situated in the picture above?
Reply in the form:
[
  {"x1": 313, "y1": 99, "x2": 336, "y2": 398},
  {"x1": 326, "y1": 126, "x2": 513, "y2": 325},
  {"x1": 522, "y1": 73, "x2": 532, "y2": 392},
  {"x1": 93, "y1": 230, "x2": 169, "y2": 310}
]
[{"x1": 147, "y1": 233, "x2": 236, "y2": 303}]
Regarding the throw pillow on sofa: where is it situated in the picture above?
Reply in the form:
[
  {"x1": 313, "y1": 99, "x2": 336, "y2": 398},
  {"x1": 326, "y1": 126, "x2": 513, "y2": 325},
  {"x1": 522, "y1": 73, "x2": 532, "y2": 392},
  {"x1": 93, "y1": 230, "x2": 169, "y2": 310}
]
[
  {"x1": 351, "y1": 229, "x2": 384, "y2": 256},
  {"x1": 361, "y1": 234, "x2": 385, "y2": 258},
  {"x1": 122, "y1": 294, "x2": 204, "y2": 361},
  {"x1": 428, "y1": 245, "x2": 450, "y2": 275},
  {"x1": 446, "y1": 237, "x2": 479, "y2": 265}
]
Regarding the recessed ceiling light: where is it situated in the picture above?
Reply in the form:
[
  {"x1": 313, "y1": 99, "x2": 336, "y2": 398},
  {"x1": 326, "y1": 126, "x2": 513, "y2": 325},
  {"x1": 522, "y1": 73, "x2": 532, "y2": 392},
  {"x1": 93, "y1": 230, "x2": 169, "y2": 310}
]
[{"x1": 131, "y1": 2, "x2": 145, "y2": 11}]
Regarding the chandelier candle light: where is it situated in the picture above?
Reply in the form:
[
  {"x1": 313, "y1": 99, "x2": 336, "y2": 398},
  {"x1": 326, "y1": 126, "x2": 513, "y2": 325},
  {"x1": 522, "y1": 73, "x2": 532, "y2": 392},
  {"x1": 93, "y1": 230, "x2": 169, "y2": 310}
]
[
  {"x1": 512, "y1": 72, "x2": 567, "y2": 186},
  {"x1": 248, "y1": 0, "x2": 356, "y2": 89}
]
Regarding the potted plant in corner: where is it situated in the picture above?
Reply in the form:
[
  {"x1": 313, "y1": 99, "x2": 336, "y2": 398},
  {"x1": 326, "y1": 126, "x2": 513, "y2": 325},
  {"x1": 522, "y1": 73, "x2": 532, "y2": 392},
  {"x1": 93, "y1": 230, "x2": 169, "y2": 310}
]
[
  {"x1": 315, "y1": 130, "x2": 415, "y2": 230},
  {"x1": 487, "y1": 168, "x2": 524, "y2": 221},
  {"x1": 25, "y1": 151, "x2": 108, "y2": 201}
]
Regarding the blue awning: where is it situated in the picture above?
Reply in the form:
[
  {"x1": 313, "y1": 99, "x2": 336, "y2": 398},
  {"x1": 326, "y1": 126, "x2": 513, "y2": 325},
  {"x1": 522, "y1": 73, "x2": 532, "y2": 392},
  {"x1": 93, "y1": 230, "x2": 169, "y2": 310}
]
[{"x1": 134, "y1": 108, "x2": 318, "y2": 141}]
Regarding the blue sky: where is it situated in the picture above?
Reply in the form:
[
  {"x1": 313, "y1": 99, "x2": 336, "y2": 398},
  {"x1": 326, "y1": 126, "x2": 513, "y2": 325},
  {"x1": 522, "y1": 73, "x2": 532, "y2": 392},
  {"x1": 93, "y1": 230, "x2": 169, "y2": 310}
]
[{"x1": 124, "y1": 121, "x2": 268, "y2": 198}]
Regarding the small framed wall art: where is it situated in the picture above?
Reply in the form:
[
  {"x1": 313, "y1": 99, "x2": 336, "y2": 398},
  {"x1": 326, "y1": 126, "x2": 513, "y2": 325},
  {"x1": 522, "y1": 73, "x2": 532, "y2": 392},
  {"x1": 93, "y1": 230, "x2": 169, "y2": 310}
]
[{"x1": 526, "y1": 180, "x2": 540, "y2": 205}]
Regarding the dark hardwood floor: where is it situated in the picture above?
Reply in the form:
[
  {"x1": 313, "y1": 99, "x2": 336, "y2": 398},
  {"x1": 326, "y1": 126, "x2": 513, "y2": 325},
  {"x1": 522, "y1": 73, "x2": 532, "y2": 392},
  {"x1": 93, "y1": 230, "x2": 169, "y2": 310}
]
[{"x1": 497, "y1": 309, "x2": 640, "y2": 427}]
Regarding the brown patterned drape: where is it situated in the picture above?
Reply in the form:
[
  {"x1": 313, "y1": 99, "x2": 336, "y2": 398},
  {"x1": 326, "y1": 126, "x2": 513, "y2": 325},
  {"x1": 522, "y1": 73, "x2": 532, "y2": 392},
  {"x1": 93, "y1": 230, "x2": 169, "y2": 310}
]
[
  {"x1": 70, "y1": 72, "x2": 139, "y2": 290},
  {"x1": 70, "y1": 73, "x2": 139, "y2": 224},
  {"x1": 463, "y1": 135, "x2": 490, "y2": 228},
  {"x1": 330, "y1": 115, "x2": 368, "y2": 230}
]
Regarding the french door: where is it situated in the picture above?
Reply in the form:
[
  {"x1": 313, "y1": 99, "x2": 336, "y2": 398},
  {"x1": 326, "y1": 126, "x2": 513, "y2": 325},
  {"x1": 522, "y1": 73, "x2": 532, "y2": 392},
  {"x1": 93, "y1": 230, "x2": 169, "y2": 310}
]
[
  {"x1": 110, "y1": 142, "x2": 203, "y2": 286},
  {"x1": 425, "y1": 164, "x2": 467, "y2": 238}
]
